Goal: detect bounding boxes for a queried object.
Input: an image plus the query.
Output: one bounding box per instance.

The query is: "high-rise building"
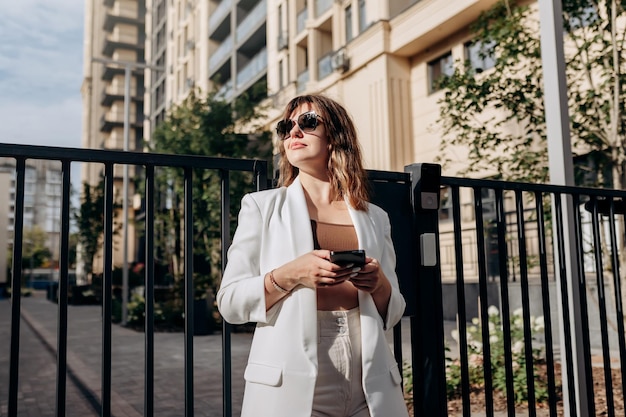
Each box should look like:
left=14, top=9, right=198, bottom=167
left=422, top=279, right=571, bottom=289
left=81, top=0, right=147, bottom=270
left=144, top=0, right=268, bottom=140
left=0, top=158, right=63, bottom=263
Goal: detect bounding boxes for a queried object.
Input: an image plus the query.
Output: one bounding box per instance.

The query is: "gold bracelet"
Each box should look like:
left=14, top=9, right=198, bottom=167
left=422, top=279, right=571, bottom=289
left=269, top=269, right=291, bottom=294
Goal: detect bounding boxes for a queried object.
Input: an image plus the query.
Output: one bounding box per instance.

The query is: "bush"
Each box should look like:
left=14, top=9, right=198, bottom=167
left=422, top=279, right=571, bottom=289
left=447, top=305, right=548, bottom=404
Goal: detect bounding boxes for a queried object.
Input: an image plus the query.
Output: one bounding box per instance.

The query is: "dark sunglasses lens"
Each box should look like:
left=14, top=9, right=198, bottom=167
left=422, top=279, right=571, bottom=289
left=276, top=120, right=294, bottom=137
left=299, top=113, right=318, bottom=131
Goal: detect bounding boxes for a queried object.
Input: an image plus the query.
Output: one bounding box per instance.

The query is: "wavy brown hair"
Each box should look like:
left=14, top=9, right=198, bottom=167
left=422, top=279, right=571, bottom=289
left=276, top=94, right=369, bottom=211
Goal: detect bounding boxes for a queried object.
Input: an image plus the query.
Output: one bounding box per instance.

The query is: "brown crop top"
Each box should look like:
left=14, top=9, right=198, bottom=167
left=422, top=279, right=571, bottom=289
left=311, top=219, right=358, bottom=251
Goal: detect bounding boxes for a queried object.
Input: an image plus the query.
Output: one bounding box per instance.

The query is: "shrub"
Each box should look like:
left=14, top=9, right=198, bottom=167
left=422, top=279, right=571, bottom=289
left=447, top=306, right=548, bottom=404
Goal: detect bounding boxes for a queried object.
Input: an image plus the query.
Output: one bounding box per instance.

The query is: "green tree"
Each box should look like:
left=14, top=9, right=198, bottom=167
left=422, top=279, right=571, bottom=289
left=74, top=178, right=106, bottom=280
left=436, top=0, right=625, bottom=188
left=22, top=226, right=52, bottom=269
left=148, top=88, right=272, bottom=297
left=436, top=0, right=626, bottom=317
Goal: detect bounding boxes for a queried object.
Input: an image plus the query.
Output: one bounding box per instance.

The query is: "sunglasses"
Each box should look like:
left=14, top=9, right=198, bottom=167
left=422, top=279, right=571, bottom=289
left=275, top=111, right=324, bottom=140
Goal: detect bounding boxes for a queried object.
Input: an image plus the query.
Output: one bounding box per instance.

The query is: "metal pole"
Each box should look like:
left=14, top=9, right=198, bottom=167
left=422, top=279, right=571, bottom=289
left=122, top=65, right=130, bottom=326
left=537, top=0, right=589, bottom=415
left=91, top=57, right=164, bottom=326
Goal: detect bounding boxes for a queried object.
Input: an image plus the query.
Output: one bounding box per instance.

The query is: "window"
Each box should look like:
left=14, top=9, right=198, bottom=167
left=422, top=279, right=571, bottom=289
left=465, top=40, right=496, bottom=73
left=428, top=52, right=454, bottom=93
left=345, top=5, right=353, bottom=42
left=358, top=0, right=367, bottom=33
left=569, top=5, right=598, bottom=29
left=279, top=58, right=286, bottom=88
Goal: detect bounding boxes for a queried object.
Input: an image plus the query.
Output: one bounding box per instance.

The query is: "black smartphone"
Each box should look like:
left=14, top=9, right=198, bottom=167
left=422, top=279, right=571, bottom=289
left=329, top=250, right=366, bottom=267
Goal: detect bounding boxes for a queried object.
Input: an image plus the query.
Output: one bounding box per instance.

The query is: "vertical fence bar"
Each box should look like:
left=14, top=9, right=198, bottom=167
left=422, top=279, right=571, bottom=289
left=55, top=160, right=72, bottom=417
left=552, top=194, right=578, bottom=417
left=571, top=194, right=595, bottom=416
left=450, top=185, right=471, bottom=416
left=495, top=188, right=515, bottom=416
left=144, top=165, right=155, bottom=417
left=184, top=167, right=194, bottom=417
left=473, top=187, right=494, bottom=417
left=220, top=169, right=232, bottom=417
left=8, top=158, right=26, bottom=417
left=589, top=197, right=615, bottom=417
left=514, top=190, right=537, bottom=415
left=534, top=192, right=558, bottom=417
left=607, top=199, right=626, bottom=404
left=102, top=163, right=115, bottom=417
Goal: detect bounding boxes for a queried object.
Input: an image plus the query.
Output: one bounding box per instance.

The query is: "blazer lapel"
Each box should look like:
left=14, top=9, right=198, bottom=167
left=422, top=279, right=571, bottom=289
left=285, top=176, right=315, bottom=257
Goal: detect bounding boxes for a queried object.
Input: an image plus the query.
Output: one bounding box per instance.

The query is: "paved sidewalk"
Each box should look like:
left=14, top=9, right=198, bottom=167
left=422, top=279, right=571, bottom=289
left=1, top=291, right=252, bottom=417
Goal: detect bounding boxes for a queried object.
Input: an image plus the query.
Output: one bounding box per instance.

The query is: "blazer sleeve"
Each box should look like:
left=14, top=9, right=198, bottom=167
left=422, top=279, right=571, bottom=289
left=216, top=193, right=269, bottom=325
left=376, top=206, right=406, bottom=330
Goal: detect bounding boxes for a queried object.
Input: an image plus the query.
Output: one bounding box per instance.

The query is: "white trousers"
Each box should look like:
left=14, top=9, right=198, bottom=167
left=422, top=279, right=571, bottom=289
left=312, top=308, right=370, bottom=417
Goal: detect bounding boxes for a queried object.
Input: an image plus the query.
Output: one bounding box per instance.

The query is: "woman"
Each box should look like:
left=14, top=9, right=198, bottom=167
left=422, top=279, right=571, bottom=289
left=217, top=94, right=408, bottom=417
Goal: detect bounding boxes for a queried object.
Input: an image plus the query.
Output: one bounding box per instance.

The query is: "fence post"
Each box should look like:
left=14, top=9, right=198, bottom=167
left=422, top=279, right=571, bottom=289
left=405, top=163, right=448, bottom=416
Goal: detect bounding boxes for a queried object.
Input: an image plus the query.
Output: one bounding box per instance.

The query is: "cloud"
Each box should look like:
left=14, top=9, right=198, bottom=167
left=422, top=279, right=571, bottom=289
left=0, top=96, right=82, bottom=147
left=0, top=0, right=84, bottom=147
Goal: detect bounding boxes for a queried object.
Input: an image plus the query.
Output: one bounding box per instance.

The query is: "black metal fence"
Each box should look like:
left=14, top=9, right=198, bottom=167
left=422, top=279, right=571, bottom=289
left=2, top=143, right=626, bottom=416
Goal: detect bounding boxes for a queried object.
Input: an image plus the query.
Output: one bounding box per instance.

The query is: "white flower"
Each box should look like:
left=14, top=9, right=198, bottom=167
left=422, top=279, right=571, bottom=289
left=472, top=317, right=480, bottom=325
left=488, top=305, right=500, bottom=317
left=451, top=329, right=459, bottom=343
left=534, top=316, right=545, bottom=332
left=489, top=334, right=499, bottom=344
left=513, top=307, right=524, bottom=317
left=512, top=340, right=524, bottom=354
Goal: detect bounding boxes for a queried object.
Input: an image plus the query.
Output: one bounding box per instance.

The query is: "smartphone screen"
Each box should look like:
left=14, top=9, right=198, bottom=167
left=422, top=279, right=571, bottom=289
left=330, top=250, right=366, bottom=267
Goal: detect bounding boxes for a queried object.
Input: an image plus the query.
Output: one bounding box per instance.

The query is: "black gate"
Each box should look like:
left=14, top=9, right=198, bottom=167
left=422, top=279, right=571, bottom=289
left=2, top=144, right=625, bottom=416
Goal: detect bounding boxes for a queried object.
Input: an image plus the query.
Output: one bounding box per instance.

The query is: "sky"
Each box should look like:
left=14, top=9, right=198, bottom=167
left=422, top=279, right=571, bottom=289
left=0, top=0, right=84, bottom=149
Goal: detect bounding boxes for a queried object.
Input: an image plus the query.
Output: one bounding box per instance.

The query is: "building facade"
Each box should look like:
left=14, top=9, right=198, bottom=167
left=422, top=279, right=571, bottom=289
left=0, top=158, right=64, bottom=266
left=81, top=0, right=147, bottom=270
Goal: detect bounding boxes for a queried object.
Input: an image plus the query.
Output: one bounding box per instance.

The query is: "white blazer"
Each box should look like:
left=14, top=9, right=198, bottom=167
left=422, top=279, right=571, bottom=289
left=217, top=177, right=409, bottom=417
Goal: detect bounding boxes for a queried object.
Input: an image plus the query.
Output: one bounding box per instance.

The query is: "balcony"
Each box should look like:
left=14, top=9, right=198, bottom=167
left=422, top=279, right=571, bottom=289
left=317, top=52, right=333, bottom=80
left=236, top=48, right=267, bottom=89
left=315, top=0, right=333, bottom=18
left=100, top=85, right=145, bottom=106
left=208, top=0, right=231, bottom=30
left=297, top=68, right=309, bottom=93
left=103, top=3, right=143, bottom=31
left=297, top=7, right=308, bottom=34
left=208, top=35, right=233, bottom=70
left=102, top=32, right=145, bottom=56
left=235, top=0, right=266, bottom=43
left=215, top=79, right=234, bottom=101
left=99, top=111, right=144, bottom=132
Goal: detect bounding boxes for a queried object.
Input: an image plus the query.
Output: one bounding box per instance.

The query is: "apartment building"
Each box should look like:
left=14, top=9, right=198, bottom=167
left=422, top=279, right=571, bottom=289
left=264, top=0, right=500, bottom=174
left=0, top=158, right=64, bottom=264
left=81, top=0, right=147, bottom=269
left=144, top=0, right=268, bottom=139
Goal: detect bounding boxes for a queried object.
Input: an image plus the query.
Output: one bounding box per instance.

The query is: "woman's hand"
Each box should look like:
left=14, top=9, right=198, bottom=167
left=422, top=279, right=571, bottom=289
left=348, top=257, right=392, bottom=318
left=347, top=257, right=385, bottom=293
left=273, top=250, right=360, bottom=290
